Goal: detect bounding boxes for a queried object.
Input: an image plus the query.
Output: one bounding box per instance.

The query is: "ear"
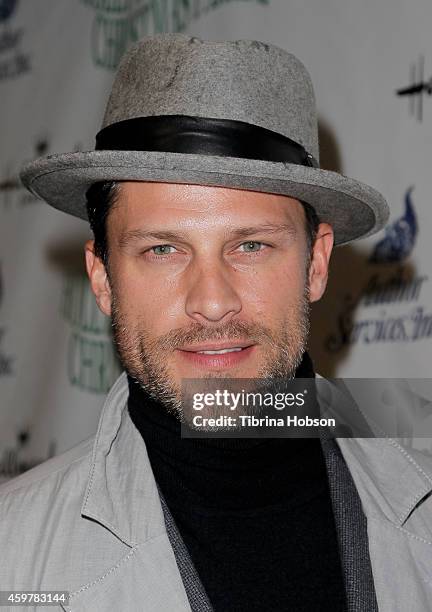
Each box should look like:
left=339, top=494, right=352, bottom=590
left=308, top=223, right=334, bottom=303
left=85, top=240, right=112, bottom=316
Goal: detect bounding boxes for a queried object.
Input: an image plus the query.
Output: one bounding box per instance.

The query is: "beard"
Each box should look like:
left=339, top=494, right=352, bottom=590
left=110, top=283, right=311, bottom=420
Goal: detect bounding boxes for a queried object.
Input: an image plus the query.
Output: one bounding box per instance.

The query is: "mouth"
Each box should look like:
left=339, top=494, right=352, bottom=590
left=176, top=341, right=256, bottom=369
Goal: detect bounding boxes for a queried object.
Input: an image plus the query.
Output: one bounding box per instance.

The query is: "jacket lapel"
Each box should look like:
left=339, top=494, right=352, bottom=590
left=62, top=534, right=192, bottom=612
left=321, top=436, right=378, bottom=612
left=337, top=436, right=432, bottom=611
left=61, top=374, right=192, bottom=612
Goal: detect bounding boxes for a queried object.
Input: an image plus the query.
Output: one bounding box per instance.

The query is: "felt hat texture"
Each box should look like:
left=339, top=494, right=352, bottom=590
left=20, top=33, right=389, bottom=245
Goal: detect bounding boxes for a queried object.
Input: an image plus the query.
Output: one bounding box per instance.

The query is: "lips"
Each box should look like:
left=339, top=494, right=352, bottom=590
left=176, top=342, right=256, bottom=369
left=179, top=341, right=254, bottom=353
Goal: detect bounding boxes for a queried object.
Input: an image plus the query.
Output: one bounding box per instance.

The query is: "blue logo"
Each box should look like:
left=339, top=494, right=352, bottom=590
left=324, top=187, right=429, bottom=351
left=369, top=186, right=418, bottom=264
left=0, top=0, right=18, bottom=22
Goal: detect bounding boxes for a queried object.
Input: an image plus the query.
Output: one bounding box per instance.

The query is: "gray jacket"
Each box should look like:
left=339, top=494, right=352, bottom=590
left=1, top=373, right=432, bottom=611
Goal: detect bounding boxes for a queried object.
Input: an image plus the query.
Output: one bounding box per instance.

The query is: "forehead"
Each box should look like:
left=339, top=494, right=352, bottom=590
left=107, top=181, right=305, bottom=233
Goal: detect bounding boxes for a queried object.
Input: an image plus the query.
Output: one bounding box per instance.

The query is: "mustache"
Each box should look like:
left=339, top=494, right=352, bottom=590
left=145, top=320, right=277, bottom=351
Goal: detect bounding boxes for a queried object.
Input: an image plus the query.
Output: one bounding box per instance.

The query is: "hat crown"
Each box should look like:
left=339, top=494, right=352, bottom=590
left=102, top=33, right=319, bottom=163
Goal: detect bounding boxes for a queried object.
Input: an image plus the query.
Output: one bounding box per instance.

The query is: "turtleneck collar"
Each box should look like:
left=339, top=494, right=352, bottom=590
left=127, top=352, right=327, bottom=511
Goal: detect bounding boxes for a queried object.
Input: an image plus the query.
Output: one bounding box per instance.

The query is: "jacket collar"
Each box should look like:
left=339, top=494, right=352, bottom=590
left=314, top=375, right=432, bottom=527
left=70, top=373, right=194, bottom=611
left=336, top=435, right=432, bottom=526
left=80, top=372, right=166, bottom=547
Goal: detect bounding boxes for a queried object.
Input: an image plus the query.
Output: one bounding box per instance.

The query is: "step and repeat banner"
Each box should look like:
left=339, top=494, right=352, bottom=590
left=1, top=0, right=431, bottom=480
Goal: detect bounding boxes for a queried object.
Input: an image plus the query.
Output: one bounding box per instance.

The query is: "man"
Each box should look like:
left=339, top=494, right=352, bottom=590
left=1, top=33, right=432, bottom=612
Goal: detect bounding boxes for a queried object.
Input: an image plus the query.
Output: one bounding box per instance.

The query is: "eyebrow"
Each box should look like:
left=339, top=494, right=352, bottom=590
left=117, top=223, right=297, bottom=248
left=226, top=223, right=297, bottom=240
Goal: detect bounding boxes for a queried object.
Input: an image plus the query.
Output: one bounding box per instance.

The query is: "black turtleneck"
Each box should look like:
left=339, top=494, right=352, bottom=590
left=127, top=353, right=347, bottom=611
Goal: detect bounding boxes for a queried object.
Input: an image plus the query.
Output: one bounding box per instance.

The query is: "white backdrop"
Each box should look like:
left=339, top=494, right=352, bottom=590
left=1, top=0, right=431, bottom=480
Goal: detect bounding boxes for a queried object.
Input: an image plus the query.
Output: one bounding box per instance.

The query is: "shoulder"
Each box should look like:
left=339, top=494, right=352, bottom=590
left=0, top=375, right=133, bottom=590
left=0, top=436, right=98, bottom=589
left=0, top=435, right=94, bottom=493
left=0, top=435, right=93, bottom=499
left=0, top=436, right=94, bottom=533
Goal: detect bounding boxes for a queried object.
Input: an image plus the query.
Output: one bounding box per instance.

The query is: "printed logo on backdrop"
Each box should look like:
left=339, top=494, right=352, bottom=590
left=82, top=0, right=270, bottom=69
left=0, top=0, right=31, bottom=80
left=61, top=275, right=121, bottom=394
left=0, top=138, right=83, bottom=211
left=0, top=262, right=14, bottom=377
left=397, top=55, right=432, bottom=122
left=0, top=430, right=56, bottom=483
left=326, top=187, right=431, bottom=351
left=369, top=186, right=417, bottom=264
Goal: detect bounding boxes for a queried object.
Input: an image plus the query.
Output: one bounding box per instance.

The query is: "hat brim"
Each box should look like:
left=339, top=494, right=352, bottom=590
left=20, top=150, right=389, bottom=246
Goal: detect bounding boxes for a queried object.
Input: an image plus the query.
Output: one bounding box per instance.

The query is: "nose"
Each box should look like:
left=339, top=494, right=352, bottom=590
left=185, top=260, right=242, bottom=324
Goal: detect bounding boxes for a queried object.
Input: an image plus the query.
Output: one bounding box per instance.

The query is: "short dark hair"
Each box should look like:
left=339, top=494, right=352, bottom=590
left=85, top=181, right=321, bottom=267
left=302, top=199, right=320, bottom=253
left=85, top=181, right=120, bottom=268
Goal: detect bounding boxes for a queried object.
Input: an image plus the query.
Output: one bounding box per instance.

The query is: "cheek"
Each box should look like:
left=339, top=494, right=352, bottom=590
left=238, top=261, right=306, bottom=315
left=113, top=265, right=186, bottom=328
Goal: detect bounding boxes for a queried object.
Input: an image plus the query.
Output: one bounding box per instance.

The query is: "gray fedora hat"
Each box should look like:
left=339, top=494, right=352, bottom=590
left=20, top=33, right=389, bottom=245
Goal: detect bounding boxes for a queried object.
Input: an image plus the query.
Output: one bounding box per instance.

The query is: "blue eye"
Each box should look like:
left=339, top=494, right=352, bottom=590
left=152, top=245, right=175, bottom=255
left=240, top=241, right=264, bottom=252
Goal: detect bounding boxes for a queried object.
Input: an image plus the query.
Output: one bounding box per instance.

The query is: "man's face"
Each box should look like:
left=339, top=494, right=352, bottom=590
left=86, top=182, right=333, bottom=414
